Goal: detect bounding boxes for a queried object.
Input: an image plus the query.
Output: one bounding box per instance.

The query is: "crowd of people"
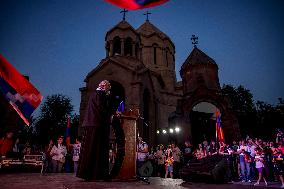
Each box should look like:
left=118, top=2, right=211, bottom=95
left=0, top=132, right=81, bottom=174
left=2, top=127, right=284, bottom=188
left=136, top=129, right=284, bottom=188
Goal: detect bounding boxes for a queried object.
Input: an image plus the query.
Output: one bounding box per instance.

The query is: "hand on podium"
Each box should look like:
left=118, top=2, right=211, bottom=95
left=115, top=111, right=122, bottom=118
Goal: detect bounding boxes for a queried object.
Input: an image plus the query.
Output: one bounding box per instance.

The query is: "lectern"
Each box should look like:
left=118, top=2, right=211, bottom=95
left=113, top=110, right=139, bottom=180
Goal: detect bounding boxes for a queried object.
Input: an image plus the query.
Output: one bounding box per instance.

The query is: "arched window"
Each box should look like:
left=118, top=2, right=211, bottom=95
left=135, top=43, right=139, bottom=58
left=113, top=36, right=121, bottom=55
left=165, top=48, right=169, bottom=67
left=153, top=43, right=158, bottom=64
left=124, top=37, right=132, bottom=56
left=105, top=42, right=110, bottom=57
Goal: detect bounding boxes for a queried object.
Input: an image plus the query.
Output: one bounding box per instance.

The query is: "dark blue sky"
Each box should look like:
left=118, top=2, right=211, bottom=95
left=1, top=0, right=284, bottom=115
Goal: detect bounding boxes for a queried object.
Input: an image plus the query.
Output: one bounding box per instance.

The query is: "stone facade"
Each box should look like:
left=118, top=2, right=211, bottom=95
left=79, top=20, right=240, bottom=147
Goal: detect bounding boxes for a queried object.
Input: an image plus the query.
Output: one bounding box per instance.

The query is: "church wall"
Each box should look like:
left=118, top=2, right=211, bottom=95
left=140, top=35, right=164, bottom=66
left=160, top=70, right=177, bottom=91
left=205, top=66, right=220, bottom=90
left=182, top=64, right=220, bottom=93
left=80, top=62, right=142, bottom=126
left=156, top=101, right=177, bottom=145
left=155, top=91, right=181, bottom=144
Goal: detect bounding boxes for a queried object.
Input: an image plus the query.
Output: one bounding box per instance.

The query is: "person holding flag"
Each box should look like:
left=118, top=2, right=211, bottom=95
left=64, top=116, right=73, bottom=173
left=215, top=110, right=224, bottom=144
left=65, top=116, right=71, bottom=150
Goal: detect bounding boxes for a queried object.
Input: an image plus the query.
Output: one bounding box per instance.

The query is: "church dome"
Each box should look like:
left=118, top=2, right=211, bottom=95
left=181, top=47, right=217, bottom=69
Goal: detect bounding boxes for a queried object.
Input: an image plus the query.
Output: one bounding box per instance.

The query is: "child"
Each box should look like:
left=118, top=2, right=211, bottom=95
left=254, top=147, right=267, bottom=186
left=165, top=150, right=174, bottom=178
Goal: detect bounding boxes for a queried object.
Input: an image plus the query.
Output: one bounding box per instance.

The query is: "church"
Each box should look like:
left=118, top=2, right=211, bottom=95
left=79, top=16, right=241, bottom=147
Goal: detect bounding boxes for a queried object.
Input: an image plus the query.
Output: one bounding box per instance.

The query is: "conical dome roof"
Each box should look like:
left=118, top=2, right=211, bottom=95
left=181, top=47, right=217, bottom=70
left=137, top=20, right=167, bottom=38
left=105, top=20, right=137, bottom=39
left=136, top=20, right=174, bottom=46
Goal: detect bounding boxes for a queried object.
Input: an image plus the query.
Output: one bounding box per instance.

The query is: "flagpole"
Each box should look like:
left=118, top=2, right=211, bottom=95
left=215, top=110, right=219, bottom=154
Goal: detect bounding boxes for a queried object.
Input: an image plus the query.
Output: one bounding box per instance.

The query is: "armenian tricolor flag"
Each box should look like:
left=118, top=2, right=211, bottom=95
left=65, top=116, right=71, bottom=148
left=215, top=110, right=224, bottom=143
left=105, top=0, right=169, bottom=10
left=0, top=54, right=43, bottom=126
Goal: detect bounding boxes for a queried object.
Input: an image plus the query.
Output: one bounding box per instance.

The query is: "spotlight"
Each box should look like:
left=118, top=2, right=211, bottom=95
left=156, top=130, right=160, bottom=134
left=169, top=128, right=174, bottom=133
left=175, top=127, right=180, bottom=133
left=162, top=129, right=167, bottom=134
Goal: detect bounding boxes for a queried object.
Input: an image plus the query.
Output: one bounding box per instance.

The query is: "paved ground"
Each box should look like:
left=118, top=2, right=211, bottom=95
left=0, top=173, right=283, bottom=189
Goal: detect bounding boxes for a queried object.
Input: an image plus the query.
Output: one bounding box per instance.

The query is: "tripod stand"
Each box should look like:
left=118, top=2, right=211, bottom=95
left=136, top=148, right=150, bottom=184
left=136, top=175, right=150, bottom=184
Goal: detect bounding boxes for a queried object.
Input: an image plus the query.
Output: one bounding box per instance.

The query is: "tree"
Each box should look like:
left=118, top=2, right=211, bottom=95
left=256, top=98, right=284, bottom=139
left=221, top=84, right=284, bottom=140
left=34, top=94, right=74, bottom=145
left=221, top=84, right=255, bottom=114
left=221, top=84, right=256, bottom=137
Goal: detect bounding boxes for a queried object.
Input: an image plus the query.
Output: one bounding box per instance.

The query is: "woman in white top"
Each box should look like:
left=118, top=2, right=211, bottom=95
left=254, top=147, right=267, bottom=186
left=50, top=136, right=67, bottom=173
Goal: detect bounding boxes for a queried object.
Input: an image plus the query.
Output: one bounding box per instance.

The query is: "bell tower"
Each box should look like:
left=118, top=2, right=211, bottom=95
left=136, top=17, right=176, bottom=91
left=105, top=11, right=140, bottom=59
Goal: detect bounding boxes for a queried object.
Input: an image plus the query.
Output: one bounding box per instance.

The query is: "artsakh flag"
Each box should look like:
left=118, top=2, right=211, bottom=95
left=215, top=110, right=224, bottom=143
left=105, top=0, right=169, bottom=10
left=65, top=116, right=71, bottom=148
left=0, top=54, right=43, bottom=126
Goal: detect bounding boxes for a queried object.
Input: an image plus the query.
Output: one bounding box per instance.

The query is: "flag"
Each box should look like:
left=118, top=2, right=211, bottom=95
left=105, top=0, right=169, bottom=10
left=0, top=54, right=43, bottom=126
left=65, top=116, right=71, bottom=148
left=215, top=110, right=224, bottom=143
left=117, top=101, right=125, bottom=113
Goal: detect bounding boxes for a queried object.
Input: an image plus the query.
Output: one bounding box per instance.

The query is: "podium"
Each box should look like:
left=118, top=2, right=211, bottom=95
left=112, top=110, right=139, bottom=180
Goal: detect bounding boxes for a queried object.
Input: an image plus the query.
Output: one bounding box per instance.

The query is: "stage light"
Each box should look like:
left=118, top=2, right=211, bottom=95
left=175, top=127, right=180, bottom=133
left=156, top=130, right=160, bottom=134
left=169, top=128, right=174, bottom=133
left=162, top=129, right=167, bottom=134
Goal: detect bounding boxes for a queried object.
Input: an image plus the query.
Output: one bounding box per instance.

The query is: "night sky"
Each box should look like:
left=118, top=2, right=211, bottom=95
left=1, top=0, right=284, bottom=115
